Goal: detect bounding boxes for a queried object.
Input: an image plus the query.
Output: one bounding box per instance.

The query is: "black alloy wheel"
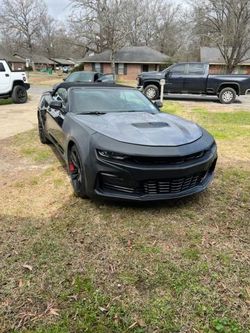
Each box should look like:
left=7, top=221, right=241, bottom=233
left=68, top=145, right=88, bottom=198
left=38, top=116, right=50, bottom=144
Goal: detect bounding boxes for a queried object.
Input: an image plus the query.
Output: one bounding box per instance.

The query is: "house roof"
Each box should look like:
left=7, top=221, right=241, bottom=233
left=200, top=47, right=250, bottom=65
left=51, top=58, right=75, bottom=65
left=0, top=48, right=25, bottom=63
left=67, top=57, right=84, bottom=65
left=82, top=46, right=170, bottom=64
left=13, top=50, right=55, bottom=65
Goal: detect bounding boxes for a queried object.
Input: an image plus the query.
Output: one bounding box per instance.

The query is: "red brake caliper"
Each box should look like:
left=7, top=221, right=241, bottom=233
left=69, top=162, right=75, bottom=173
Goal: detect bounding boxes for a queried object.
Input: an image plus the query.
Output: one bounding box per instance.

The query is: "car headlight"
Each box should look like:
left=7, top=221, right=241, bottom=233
left=97, top=150, right=129, bottom=161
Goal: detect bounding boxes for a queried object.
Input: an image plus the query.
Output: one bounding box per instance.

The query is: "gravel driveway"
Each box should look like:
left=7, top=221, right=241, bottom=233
left=0, top=86, right=50, bottom=140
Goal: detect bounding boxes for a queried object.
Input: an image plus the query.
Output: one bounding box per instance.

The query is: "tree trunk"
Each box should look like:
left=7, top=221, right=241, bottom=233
left=110, top=50, right=116, bottom=81
left=226, top=63, right=235, bottom=74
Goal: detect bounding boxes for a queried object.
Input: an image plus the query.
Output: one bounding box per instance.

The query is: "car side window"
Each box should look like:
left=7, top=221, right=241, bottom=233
left=54, top=88, right=68, bottom=105
left=170, top=64, right=186, bottom=75
left=0, top=63, right=5, bottom=72
left=188, top=64, right=205, bottom=75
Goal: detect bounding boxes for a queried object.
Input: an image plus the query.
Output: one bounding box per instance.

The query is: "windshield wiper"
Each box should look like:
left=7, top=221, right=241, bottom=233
left=77, top=111, right=106, bottom=115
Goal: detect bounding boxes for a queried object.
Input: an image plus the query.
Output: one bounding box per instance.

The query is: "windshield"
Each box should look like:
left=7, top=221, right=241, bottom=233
left=69, top=88, right=158, bottom=114
left=66, top=72, right=94, bottom=82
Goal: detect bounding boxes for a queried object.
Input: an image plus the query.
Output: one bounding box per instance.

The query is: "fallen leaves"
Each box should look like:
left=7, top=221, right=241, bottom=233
left=15, top=302, right=60, bottom=329
left=22, top=264, right=33, bottom=271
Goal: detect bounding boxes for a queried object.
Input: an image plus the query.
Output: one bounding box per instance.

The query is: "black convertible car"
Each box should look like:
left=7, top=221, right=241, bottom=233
left=37, top=82, right=217, bottom=201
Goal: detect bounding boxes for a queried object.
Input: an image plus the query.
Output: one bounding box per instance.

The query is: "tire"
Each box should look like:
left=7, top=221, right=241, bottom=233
left=11, top=85, right=28, bottom=104
left=38, top=115, right=50, bottom=144
left=68, top=145, right=88, bottom=198
left=144, top=84, right=159, bottom=100
left=218, top=87, right=236, bottom=104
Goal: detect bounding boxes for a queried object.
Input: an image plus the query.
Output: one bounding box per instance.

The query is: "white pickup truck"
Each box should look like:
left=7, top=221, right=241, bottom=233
left=0, top=59, right=30, bottom=103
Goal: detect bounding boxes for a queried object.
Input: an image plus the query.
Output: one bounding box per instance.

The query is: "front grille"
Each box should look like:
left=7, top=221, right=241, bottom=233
left=99, top=171, right=208, bottom=196
left=143, top=172, right=207, bottom=195
left=130, top=151, right=205, bottom=165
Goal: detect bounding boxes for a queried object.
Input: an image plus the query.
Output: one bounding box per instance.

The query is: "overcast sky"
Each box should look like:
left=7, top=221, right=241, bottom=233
left=45, top=0, right=71, bottom=19
left=45, top=0, right=188, bottom=19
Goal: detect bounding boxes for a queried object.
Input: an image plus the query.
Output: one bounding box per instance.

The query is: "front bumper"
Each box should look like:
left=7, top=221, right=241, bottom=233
left=84, top=137, right=217, bottom=202
left=24, top=83, right=30, bottom=90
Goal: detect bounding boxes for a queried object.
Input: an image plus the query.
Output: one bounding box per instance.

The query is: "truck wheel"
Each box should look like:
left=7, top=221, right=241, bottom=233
left=144, top=85, right=159, bottom=100
left=11, top=85, right=28, bottom=104
left=219, top=87, right=236, bottom=104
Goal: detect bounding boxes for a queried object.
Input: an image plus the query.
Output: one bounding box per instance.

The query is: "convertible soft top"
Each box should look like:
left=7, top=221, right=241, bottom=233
left=54, top=81, right=133, bottom=91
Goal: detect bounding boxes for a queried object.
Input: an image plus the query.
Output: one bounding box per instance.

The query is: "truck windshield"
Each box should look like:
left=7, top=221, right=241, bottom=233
left=69, top=88, right=158, bottom=114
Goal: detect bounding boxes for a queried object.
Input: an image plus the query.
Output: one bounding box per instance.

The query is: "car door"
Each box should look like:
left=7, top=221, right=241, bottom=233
left=183, top=63, right=207, bottom=93
left=164, top=63, right=187, bottom=93
left=0, top=62, right=11, bottom=93
left=46, top=87, right=68, bottom=154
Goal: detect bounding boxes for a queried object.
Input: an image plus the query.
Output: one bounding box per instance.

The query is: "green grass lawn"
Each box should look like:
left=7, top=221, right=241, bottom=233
left=0, top=98, right=13, bottom=105
left=0, top=101, right=249, bottom=333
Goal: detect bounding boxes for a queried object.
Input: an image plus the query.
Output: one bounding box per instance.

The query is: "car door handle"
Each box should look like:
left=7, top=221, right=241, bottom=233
left=5, top=74, right=10, bottom=77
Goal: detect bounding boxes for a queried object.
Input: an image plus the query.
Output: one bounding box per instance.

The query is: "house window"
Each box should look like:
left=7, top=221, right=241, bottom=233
left=115, top=63, right=127, bottom=75
left=118, top=63, right=124, bottom=74
left=142, top=64, right=149, bottom=72
left=94, top=63, right=101, bottom=72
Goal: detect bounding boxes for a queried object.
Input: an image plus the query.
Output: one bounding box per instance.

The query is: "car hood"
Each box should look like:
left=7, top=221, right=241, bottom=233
left=73, top=112, right=202, bottom=146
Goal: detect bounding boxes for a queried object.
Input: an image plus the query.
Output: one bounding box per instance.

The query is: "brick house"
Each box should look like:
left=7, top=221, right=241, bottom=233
left=200, top=47, right=250, bottom=74
left=82, top=46, right=170, bottom=80
left=0, top=48, right=26, bottom=70
left=50, top=58, right=75, bottom=69
left=14, top=52, right=55, bottom=70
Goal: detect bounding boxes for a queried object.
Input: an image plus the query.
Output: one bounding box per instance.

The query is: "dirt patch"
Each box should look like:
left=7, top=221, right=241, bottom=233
left=0, top=95, right=39, bottom=140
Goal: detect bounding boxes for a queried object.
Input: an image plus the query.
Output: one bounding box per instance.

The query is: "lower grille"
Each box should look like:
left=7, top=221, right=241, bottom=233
left=100, top=171, right=208, bottom=196
left=143, top=172, right=207, bottom=195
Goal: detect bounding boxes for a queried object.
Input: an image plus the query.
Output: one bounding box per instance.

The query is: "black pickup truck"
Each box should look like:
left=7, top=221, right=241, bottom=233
left=137, top=62, right=250, bottom=104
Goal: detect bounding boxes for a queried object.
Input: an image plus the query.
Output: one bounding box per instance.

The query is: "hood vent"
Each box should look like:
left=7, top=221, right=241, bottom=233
left=132, top=122, right=169, bottom=129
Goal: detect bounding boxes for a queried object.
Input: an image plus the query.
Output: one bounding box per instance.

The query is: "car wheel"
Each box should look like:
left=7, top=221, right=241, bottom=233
left=219, top=87, right=236, bottom=104
left=144, top=85, right=159, bottom=100
left=68, top=145, right=88, bottom=198
left=11, top=85, right=28, bottom=104
left=38, top=116, right=50, bottom=144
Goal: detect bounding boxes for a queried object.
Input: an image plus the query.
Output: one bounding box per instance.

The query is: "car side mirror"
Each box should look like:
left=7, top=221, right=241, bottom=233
left=154, top=100, right=163, bottom=108
left=49, top=100, right=62, bottom=110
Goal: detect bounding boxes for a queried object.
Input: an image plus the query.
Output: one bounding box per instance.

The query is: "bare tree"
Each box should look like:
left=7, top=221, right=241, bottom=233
left=69, top=0, right=187, bottom=72
left=154, top=3, right=186, bottom=57
left=192, top=0, right=250, bottom=73
left=39, top=15, right=57, bottom=58
left=69, top=0, right=130, bottom=75
left=0, top=0, right=47, bottom=65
